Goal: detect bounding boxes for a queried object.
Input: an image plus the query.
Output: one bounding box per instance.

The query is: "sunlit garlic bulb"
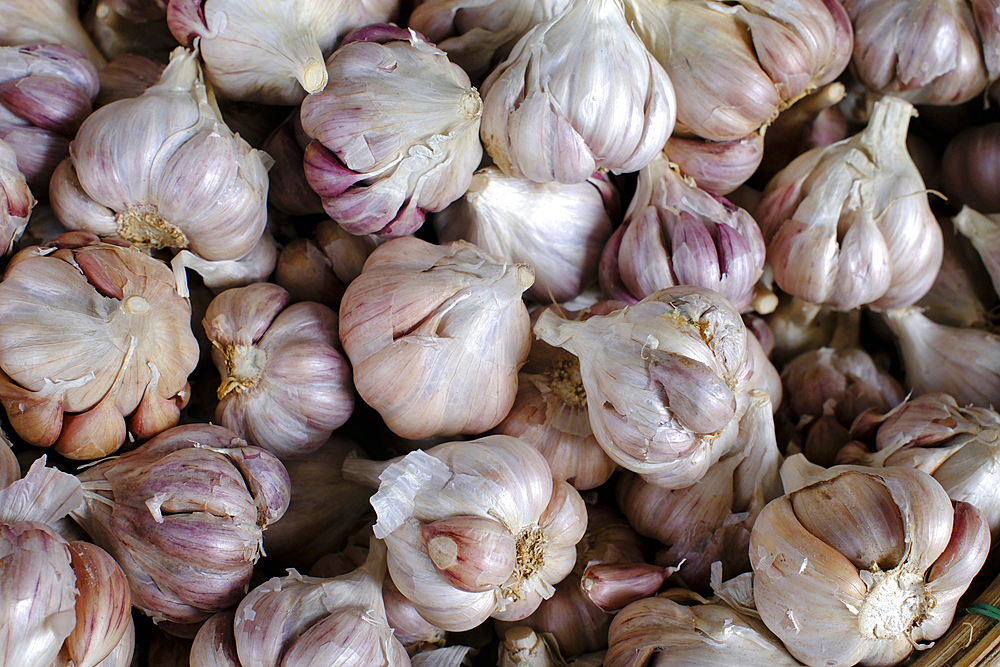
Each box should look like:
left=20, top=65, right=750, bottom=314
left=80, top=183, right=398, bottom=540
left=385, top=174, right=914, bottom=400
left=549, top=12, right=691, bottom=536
left=342, top=435, right=588, bottom=631
left=166, top=0, right=396, bottom=104
left=756, top=96, right=942, bottom=311
left=480, top=0, right=676, bottom=184
left=49, top=46, right=271, bottom=264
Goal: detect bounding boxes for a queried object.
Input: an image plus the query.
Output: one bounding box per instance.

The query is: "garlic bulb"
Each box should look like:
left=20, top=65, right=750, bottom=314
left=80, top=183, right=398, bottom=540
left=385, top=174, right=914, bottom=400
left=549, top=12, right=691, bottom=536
left=203, top=282, right=354, bottom=458
left=0, top=0, right=107, bottom=68
left=339, top=237, right=532, bottom=440
left=533, top=285, right=756, bottom=489
left=600, top=154, right=765, bottom=312
left=843, top=0, right=994, bottom=105
left=170, top=231, right=278, bottom=299
left=234, top=536, right=410, bottom=667
left=0, top=234, right=199, bottom=459
left=70, top=423, right=291, bottom=626
left=941, top=124, right=1000, bottom=214
left=751, top=460, right=990, bottom=667
left=343, top=435, right=588, bottom=631
left=661, top=133, right=764, bottom=196
left=756, top=96, right=942, bottom=311
left=260, top=111, right=324, bottom=217
left=622, top=0, right=852, bottom=142
left=915, top=214, right=995, bottom=329
left=480, top=0, right=675, bottom=184
left=166, top=0, right=396, bottom=104
left=883, top=306, right=1000, bottom=409
left=435, top=168, right=616, bottom=303
left=49, top=46, right=271, bottom=264
left=0, top=44, right=99, bottom=196
left=300, top=25, right=482, bottom=238
left=0, top=137, right=32, bottom=254
left=953, top=205, right=1000, bottom=298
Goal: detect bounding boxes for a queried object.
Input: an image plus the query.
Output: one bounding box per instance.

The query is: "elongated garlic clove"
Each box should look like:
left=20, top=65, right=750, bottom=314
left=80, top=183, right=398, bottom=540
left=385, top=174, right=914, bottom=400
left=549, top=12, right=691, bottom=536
left=757, top=96, right=942, bottom=311
left=64, top=541, right=131, bottom=667
left=301, top=25, right=482, bottom=237
left=50, top=46, right=271, bottom=263
left=480, top=0, right=675, bottom=184
left=340, top=237, right=532, bottom=440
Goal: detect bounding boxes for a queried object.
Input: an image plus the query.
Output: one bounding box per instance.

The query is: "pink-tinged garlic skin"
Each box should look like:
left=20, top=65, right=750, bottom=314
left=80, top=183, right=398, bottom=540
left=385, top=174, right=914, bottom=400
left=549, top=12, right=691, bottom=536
left=190, top=611, right=240, bottom=667
left=480, top=0, right=675, bottom=184
left=69, top=424, right=291, bottom=626
left=662, top=132, right=765, bottom=196
left=755, top=96, right=942, bottom=312
left=0, top=137, right=33, bottom=254
left=340, top=237, right=532, bottom=440
left=65, top=541, right=132, bottom=667
left=0, top=44, right=99, bottom=196
left=50, top=47, right=271, bottom=263
left=301, top=25, right=482, bottom=238
left=844, top=0, right=992, bottom=105
left=0, top=0, right=107, bottom=69
left=0, top=235, right=199, bottom=459
left=623, top=0, right=852, bottom=142
left=260, top=111, right=324, bottom=217
left=600, top=154, right=765, bottom=313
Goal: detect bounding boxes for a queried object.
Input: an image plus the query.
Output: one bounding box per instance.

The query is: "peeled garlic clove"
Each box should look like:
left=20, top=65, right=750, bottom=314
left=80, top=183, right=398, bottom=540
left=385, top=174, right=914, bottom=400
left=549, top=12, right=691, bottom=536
left=339, top=238, right=532, bottom=440
left=301, top=25, right=482, bottom=237
left=0, top=137, right=34, bottom=255
left=480, top=0, right=675, bottom=184
left=422, top=515, right=517, bottom=593
left=65, top=541, right=131, bottom=667
left=190, top=611, right=239, bottom=667
left=50, top=46, right=271, bottom=263
left=435, top=167, right=615, bottom=303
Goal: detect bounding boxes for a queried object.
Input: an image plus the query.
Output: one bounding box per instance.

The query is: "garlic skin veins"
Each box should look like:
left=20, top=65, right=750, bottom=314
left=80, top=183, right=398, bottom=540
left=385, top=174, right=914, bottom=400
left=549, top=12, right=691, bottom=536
left=165, top=0, right=396, bottom=104
left=479, top=0, right=676, bottom=184
left=49, top=46, right=271, bottom=264
left=0, top=137, right=33, bottom=254
left=751, top=460, right=990, bottom=667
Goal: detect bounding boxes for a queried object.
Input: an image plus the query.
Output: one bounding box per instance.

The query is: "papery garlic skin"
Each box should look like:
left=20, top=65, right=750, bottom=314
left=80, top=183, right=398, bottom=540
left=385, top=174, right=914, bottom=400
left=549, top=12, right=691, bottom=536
left=0, top=138, right=33, bottom=254
left=600, top=154, right=765, bottom=312
left=534, top=285, right=755, bottom=489
left=751, top=463, right=990, bottom=667
left=662, top=132, right=765, bottom=196
left=953, top=206, right=1000, bottom=298
left=0, top=0, right=107, bottom=68
left=301, top=25, right=482, bottom=238
left=0, top=235, right=199, bottom=459
left=435, top=168, right=615, bottom=303
left=166, top=0, right=396, bottom=104
left=340, top=237, right=532, bottom=440
left=755, top=96, right=942, bottom=311
left=65, top=541, right=132, bottom=667
left=50, top=47, right=271, bottom=263
left=480, top=0, right=675, bottom=184
left=171, top=231, right=278, bottom=299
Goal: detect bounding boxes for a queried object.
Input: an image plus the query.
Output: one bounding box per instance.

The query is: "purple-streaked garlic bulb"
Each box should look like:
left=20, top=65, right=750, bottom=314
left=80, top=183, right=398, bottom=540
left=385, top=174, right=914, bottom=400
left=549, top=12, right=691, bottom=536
left=49, top=46, right=271, bottom=264
left=843, top=0, right=998, bottom=105
left=203, top=282, right=354, bottom=458
left=756, top=96, right=942, bottom=311
left=753, top=459, right=990, bottom=667
left=662, top=133, right=765, bottom=196
left=166, top=0, right=396, bottom=104
left=435, top=168, right=616, bottom=303
left=599, top=153, right=765, bottom=312
left=941, top=124, right=1000, bottom=214
left=0, top=234, right=199, bottom=459
left=0, top=44, right=99, bottom=196
left=339, top=237, right=532, bottom=440
left=0, top=0, right=107, bottom=68
left=70, top=423, right=291, bottom=627
left=300, top=25, right=482, bottom=238
left=480, top=0, right=675, bottom=184
left=343, top=435, right=588, bottom=631
left=622, top=0, right=852, bottom=143
left=533, top=285, right=756, bottom=489
left=0, top=137, right=33, bottom=254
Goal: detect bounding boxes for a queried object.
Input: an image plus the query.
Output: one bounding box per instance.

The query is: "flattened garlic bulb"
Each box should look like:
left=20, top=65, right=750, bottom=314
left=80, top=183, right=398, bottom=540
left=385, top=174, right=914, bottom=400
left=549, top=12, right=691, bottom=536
left=339, top=237, right=532, bottom=440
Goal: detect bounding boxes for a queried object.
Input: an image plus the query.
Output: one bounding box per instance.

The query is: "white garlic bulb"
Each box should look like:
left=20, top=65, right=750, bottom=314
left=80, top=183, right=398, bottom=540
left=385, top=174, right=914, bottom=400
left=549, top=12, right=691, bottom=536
left=339, top=237, right=533, bottom=440
left=343, top=435, right=588, bottom=632
left=49, top=46, right=272, bottom=264
left=533, top=285, right=756, bottom=489
left=0, top=137, right=33, bottom=254
left=480, top=0, right=676, bottom=184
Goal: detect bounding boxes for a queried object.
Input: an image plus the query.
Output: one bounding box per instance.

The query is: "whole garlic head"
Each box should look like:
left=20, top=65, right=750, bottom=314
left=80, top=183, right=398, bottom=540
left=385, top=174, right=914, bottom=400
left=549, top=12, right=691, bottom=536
left=479, top=0, right=676, bottom=184
left=49, top=46, right=271, bottom=263
left=755, top=95, right=942, bottom=311
left=339, top=237, right=533, bottom=440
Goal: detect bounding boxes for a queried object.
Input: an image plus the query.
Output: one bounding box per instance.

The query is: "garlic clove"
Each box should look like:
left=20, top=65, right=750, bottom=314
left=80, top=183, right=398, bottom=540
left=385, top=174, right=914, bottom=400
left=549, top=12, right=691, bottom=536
left=662, top=133, right=764, bottom=196
left=579, top=563, right=673, bottom=613
left=64, top=541, right=131, bottom=667
left=648, top=350, right=737, bottom=435
left=190, top=610, right=239, bottom=667
left=421, top=515, right=517, bottom=593
left=53, top=392, right=128, bottom=460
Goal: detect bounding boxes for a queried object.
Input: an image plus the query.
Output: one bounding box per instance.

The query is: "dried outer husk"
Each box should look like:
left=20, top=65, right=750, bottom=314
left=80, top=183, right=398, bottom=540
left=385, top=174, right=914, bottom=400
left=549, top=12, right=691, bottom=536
left=755, top=95, right=942, bottom=312
left=233, top=536, right=410, bottom=667
left=0, top=234, right=199, bottom=459
left=941, top=124, right=1000, bottom=214
left=342, top=435, right=588, bottom=632
left=300, top=25, right=482, bottom=238
left=752, top=459, right=991, bottom=667
left=599, top=154, right=765, bottom=313
left=49, top=46, right=271, bottom=263
left=533, top=285, right=756, bottom=489
left=0, top=0, right=107, bottom=68
left=434, top=167, right=615, bottom=304
left=69, top=423, right=291, bottom=626
left=0, top=432, right=16, bottom=490
left=166, top=0, right=397, bottom=104
left=339, top=237, right=532, bottom=440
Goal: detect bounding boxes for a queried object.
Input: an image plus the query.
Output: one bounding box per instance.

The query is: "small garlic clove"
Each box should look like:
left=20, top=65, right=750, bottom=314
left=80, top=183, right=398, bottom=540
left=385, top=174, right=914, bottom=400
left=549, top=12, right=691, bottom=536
left=190, top=610, right=240, bottom=667
left=65, top=541, right=131, bottom=667
left=421, top=515, right=517, bottom=593
left=54, top=392, right=128, bottom=460
left=579, top=563, right=673, bottom=613
left=662, top=133, right=764, bottom=195
left=648, top=350, right=737, bottom=435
